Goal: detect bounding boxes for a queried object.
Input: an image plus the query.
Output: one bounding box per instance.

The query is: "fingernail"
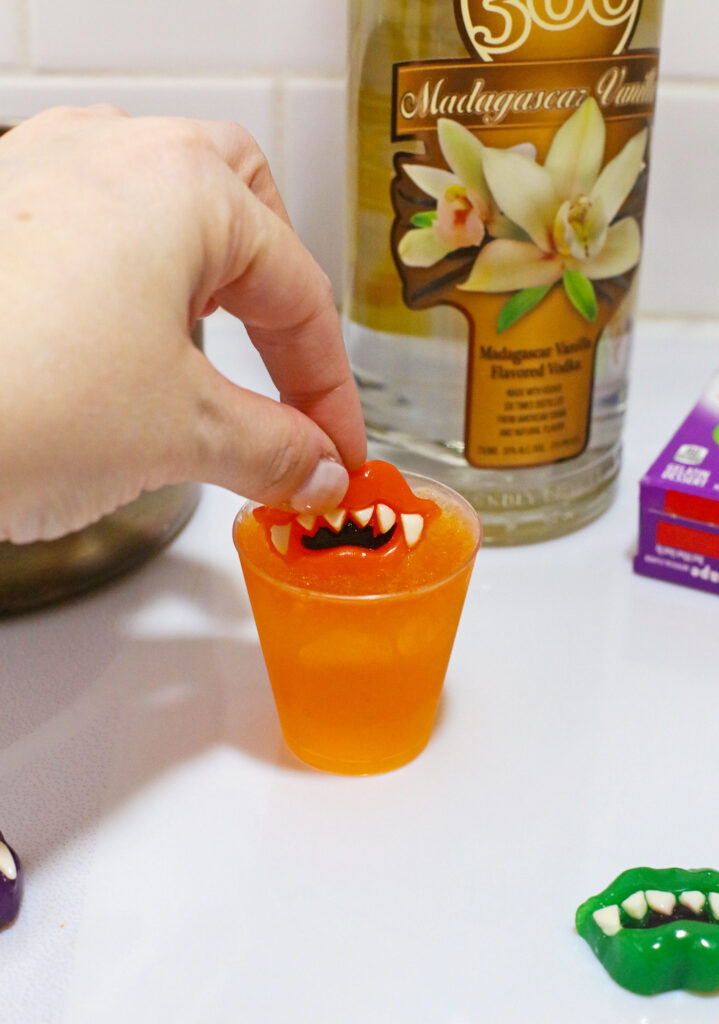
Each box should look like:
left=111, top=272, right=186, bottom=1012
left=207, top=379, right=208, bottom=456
left=290, top=459, right=349, bottom=514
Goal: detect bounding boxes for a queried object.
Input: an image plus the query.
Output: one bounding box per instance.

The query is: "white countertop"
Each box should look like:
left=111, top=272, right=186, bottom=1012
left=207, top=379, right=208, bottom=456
left=2, top=312, right=718, bottom=1024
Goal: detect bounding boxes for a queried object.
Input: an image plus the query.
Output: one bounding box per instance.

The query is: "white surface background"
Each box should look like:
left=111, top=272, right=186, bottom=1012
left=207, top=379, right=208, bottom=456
left=0, top=0, right=715, bottom=316
left=1, top=311, right=718, bottom=1023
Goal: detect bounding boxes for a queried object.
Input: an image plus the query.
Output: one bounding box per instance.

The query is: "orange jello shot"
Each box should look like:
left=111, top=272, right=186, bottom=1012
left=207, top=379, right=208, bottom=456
left=233, top=461, right=480, bottom=774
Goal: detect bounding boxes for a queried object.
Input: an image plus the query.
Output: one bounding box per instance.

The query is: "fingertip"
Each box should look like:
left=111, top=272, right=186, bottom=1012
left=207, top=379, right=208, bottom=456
left=179, top=361, right=351, bottom=514
left=289, top=458, right=349, bottom=514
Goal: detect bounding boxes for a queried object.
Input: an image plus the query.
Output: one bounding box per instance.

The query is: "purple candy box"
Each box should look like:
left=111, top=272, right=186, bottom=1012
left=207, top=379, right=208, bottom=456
left=633, top=371, right=719, bottom=596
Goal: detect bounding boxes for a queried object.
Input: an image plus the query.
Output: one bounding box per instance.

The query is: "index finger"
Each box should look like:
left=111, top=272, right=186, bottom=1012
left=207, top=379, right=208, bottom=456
left=208, top=171, right=367, bottom=471
left=191, top=118, right=291, bottom=225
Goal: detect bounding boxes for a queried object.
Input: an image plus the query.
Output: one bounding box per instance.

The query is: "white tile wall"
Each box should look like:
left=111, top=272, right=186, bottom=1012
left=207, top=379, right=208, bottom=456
left=0, top=0, right=716, bottom=316
left=659, top=0, right=719, bottom=81
left=28, top=0, right=348, bottom=75
left=283, top=79, right=347, bottom=298
left=0, top=1, right=23, bottom=68
left=641, top=83, right=719, bottom=318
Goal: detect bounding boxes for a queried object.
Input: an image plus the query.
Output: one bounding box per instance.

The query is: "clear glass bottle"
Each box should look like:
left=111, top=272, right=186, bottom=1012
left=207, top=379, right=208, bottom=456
left=345, top=0, right=663, bottom=543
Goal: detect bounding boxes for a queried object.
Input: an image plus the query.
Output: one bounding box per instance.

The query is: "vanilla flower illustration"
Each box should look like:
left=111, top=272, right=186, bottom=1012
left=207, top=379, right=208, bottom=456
left=458, top=98, right=647, bottom=328
left=398, top=118, right=526, bottom=268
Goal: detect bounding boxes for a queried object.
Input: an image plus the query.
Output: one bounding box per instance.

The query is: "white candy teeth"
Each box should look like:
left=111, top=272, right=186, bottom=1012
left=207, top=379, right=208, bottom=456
left=709, top=893, right=719, bottom=920
left=270, top=523, right=291, bottom=555
left=296, top=514, right=316, bottom=532
left=0, top=842, right=16, bottom=882
left=401, top=513, right=424, bottom=548
left=376, top=504, right=396, bottom=533
left=646, top=890, right=676, bottom=916
left=323, top=508, right=347, bottom=532
left=350, top=506, right=374, bottom=528
left=621, top=891, right=648, bottom=920
left=680, top=891, right=706, bottom=914
left=593, top=905, right=622, bottom=936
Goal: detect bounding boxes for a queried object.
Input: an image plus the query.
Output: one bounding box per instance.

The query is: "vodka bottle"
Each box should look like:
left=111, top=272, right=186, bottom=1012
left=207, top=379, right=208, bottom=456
left=345, top=0, right=663, bottom=543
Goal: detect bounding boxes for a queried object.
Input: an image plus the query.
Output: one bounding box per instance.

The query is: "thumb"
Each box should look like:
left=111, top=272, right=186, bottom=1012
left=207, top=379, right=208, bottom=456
left=179, top=358, right=351, bottom=513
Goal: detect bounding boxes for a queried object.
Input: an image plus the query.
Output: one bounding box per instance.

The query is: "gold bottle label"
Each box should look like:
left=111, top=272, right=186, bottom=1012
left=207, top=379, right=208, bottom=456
left=455, top=0, right=643, bottom=62
left=390, top=1, right=658, bottom=469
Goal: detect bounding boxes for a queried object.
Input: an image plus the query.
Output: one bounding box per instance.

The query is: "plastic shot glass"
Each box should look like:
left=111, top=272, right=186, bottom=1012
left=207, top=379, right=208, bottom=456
left=233, top=473, right=481, bottom=775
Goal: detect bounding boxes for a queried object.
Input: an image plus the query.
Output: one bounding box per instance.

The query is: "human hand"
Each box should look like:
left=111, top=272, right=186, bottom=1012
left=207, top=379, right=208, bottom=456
left=0, top=105, right=366, bottom=544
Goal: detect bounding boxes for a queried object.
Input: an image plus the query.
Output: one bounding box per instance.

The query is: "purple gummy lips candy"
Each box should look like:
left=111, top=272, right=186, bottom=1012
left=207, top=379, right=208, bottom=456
left=0, top=831, right=22, bottom=927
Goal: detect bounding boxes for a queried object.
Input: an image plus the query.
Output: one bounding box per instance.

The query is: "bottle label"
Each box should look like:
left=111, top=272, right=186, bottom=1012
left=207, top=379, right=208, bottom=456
left=390, top=1, right=658, bottom=469
left=454, top=0, right=643, bottom=62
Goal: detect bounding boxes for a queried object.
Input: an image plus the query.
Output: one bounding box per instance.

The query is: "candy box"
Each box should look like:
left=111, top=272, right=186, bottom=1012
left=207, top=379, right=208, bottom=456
left=633, top=372, right=719, bottom=596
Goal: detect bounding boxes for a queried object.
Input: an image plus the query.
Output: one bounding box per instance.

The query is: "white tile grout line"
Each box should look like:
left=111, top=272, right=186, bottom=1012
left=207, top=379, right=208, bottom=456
left=658, top=76, right=719, bottom=94
left=271, top=74, right=287, bottom=198
left=0, top=66, right=713, bottom=90
left=0, top=71, right=347, bottom=87
left=14, top=65, right=350, bottom=80
left=640, top=312, right=719, bottom=325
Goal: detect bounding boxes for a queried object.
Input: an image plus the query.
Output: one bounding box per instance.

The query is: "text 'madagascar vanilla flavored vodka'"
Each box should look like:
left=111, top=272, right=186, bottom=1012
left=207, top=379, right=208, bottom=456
left=345, top=0, right=663, bottom=543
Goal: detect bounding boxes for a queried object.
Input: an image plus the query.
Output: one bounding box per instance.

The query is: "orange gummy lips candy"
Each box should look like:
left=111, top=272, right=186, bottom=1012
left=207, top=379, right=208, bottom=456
left=253, top=460, right=440, bottom=566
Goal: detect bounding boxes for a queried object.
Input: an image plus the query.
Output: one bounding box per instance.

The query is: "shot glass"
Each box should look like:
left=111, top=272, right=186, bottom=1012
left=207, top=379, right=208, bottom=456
left=233, top=473, right=480, bottom=775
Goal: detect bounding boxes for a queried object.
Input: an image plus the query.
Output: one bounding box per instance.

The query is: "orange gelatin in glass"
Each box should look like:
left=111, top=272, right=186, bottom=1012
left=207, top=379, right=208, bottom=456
left=233, top=466, right=480, bottom=775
